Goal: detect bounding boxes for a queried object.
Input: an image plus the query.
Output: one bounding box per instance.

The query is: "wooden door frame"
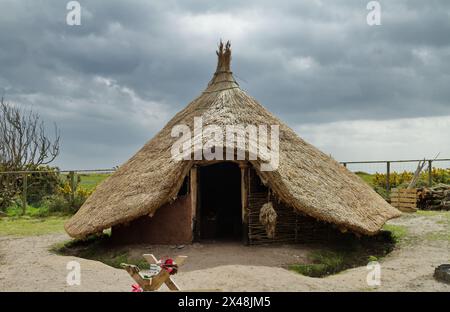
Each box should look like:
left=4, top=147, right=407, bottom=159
left=191, top=161, right=249, bottom=244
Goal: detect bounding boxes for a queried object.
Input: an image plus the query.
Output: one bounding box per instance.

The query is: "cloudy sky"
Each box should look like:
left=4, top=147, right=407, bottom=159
left=1, top=0, right=449, bottom=171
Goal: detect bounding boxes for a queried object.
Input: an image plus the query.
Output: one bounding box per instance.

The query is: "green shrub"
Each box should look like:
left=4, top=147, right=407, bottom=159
left=25, top=165, right=60, bottom=205
left=42, top=193, right=86, bottom=215
left=290, top=250, right=346, bottom=277
left=43, top=195, right=71, bottom=214
left=6, top=202, right=50, bottom=218
left=0, top=165, right=60, bottom=211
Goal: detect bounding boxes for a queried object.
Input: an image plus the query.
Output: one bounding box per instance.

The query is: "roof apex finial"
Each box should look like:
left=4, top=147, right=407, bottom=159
left=215, top=40, right=231, bottom=72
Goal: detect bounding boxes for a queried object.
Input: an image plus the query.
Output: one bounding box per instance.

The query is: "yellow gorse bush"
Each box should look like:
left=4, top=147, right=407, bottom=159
left=58, top=182, right=93, bottom=198
left=373, top=168, right=450, bottom=188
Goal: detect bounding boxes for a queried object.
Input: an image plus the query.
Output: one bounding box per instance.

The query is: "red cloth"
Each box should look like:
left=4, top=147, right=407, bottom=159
left=160, top=258, right=178, bottom=275
left=131, top=284, right=143, bottom=292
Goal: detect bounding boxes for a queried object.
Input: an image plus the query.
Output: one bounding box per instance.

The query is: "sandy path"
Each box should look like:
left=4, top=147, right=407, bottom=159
left=0, top=213, right=449, bottom=292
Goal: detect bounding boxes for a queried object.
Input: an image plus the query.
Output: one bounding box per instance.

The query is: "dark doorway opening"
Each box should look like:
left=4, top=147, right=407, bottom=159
left=198, top=162, right=242, bottom=241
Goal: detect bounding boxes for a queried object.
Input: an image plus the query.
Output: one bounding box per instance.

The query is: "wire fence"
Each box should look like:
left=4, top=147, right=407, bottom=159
left=341, top=158, right=450, bottom=192
left=0, top=169, right=115, bottom=215
left=0, top=158, right=449, bottom=214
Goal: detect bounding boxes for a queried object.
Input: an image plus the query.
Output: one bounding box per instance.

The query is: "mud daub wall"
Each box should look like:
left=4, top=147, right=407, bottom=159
left=112, top=194, right=192, bottom=244
left=247, top=168, right=343, bottom=245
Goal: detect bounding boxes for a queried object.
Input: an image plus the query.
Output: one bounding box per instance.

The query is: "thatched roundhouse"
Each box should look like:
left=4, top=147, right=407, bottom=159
left=65, top=42, right=400, bottom=244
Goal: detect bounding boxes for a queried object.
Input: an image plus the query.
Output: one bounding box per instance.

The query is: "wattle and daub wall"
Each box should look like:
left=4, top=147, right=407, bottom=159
left=112, top=166, right=343, bottom=245
left=112, top=194, right=193, bottom=244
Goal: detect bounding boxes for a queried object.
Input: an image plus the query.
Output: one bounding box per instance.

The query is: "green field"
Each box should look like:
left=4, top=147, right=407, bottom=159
left=0, top=216, right=68, bottom=236
left=77, top=173, right=110, bottom=191
left=354, top=171, right=375, bottom=186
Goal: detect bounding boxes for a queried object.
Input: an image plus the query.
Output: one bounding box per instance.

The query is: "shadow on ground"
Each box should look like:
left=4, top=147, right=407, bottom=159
left=52, top=230, right=396, bottom=277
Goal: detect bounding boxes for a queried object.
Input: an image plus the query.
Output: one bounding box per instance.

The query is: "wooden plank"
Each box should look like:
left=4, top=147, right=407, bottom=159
left=391, top=197, right=417, bottom=203
left=148, top=270, right=171, bottom=291
left=391, top=203, right=416, bottom=208
left=164, top=277, right=180, bottom=291
left=392, top=201, right=417, bottom=207
left=390, top=198, right=417, bottom=204
left=398, top=207, right=417, bottom=213
left=121, top=264, right=152, bottom=290
left=391, top=188, right=417, bottom=194
left=240, top=163, right=249, bottom=245
left=391, top=194, right=416, bottom=198
left=396, top=204, right=416, bottom=208
left=390, top=193, right=416, bottom=197
left=390, top=197, right=417, bottom=201
left=143, top=254, right=158, bottom=264
left=141, top=254, right=187, bottom=291
left=392, top=197, right=417, bottom=200
left=190, top=166, right=197, bottom=233
left=397, top=204, right=417, bottom=209
left=391, top=192, right=417, bottom=197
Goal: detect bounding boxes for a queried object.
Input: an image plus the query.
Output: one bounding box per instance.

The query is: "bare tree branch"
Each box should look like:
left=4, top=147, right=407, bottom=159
left=0, top=97, right=60, bottom=170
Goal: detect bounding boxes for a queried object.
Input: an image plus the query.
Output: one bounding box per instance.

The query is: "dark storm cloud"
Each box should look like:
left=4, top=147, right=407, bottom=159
left=0, top=0, right=449, bottom=167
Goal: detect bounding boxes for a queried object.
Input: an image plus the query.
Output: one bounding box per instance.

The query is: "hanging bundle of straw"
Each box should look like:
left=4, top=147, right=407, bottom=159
left=259, top=202, right=277, bottom=238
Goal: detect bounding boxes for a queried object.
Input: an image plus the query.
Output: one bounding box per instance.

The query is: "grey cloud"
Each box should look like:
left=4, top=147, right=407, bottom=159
left=0, top=0, right=449, bottom=168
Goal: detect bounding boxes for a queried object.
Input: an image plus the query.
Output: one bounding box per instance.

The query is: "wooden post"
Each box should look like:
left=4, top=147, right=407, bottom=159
left=428, top=160, right=433, bottom=187
left=69, top=171, right=76, bottom=207
left=386, top=161, right=390, bottom=193
left=190, top=166, right=198, bottom=241
left=294, top=213, right=298, bottom=243
left=239, top=163, right=249, bottom=245
left=343, top=162, right=347, bottom=168
left=22, top=173, right=27, bottom=215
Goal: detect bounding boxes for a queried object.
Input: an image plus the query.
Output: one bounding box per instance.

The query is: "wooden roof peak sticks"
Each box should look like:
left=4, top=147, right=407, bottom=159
left=215, top=40, right=232, bottom=73
left=206, top=40, right=239, bottom=93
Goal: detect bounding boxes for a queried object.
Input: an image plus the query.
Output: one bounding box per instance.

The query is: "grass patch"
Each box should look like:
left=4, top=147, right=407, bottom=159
left=290, top=250, right=345, bottom=277
left=6, top=203, right=51, bottom=218
left=0, top=216, right=68, bottom=236
left=425, top=232, right=450, bottom=242
left=77, top=173, right=110, bottom=191
left=416, top=210, right=441, bottom=217
left=51, top=234, right=148, bottom=269
left=289, top=231, right=396, bottom=277
left=382, top=224, right=407, bottom=243
left=4, top=202, right=69, bottom=218
left=355, top=171, right=375, bottom=186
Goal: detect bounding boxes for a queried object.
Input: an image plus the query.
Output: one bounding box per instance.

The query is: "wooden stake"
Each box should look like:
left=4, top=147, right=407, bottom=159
left=240, top=163, right=249, bottom=245
left=190, top=166, right=198, bottom=238
left=428, top=160, right=433, bottom=187
left=386, top=161, right=390, bottom=193
left=22, top=173, right=27, bottom=215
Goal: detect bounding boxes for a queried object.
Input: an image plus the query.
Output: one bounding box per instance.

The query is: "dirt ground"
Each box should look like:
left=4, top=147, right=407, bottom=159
left=0, top=212, right=449, bottom=292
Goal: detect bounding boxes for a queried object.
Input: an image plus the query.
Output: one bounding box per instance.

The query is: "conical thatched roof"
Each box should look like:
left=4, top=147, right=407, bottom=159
left=65, top=41, right=400, bottom=238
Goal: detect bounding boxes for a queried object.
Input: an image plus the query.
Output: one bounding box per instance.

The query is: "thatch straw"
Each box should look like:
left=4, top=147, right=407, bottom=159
left=259, top=202, right=277, bottom=239
left=65, top=41, right=401, bottom=238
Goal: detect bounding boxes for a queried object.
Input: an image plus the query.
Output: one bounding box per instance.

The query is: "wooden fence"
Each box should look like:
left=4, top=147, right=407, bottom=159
left=341, top=158, right=450, bottom=193
left=0, top=169, right=115, bottom=214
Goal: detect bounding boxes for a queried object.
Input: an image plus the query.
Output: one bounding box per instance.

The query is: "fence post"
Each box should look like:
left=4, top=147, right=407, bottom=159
left=69, top=171, right=75, bottom=206
left=22, top=173, right=27, bottom=215
left=428, top=160, right=433, bottom=187
left=386, top=161, right=390, bottom=193
left=343, top=162, right=347, bottom=168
